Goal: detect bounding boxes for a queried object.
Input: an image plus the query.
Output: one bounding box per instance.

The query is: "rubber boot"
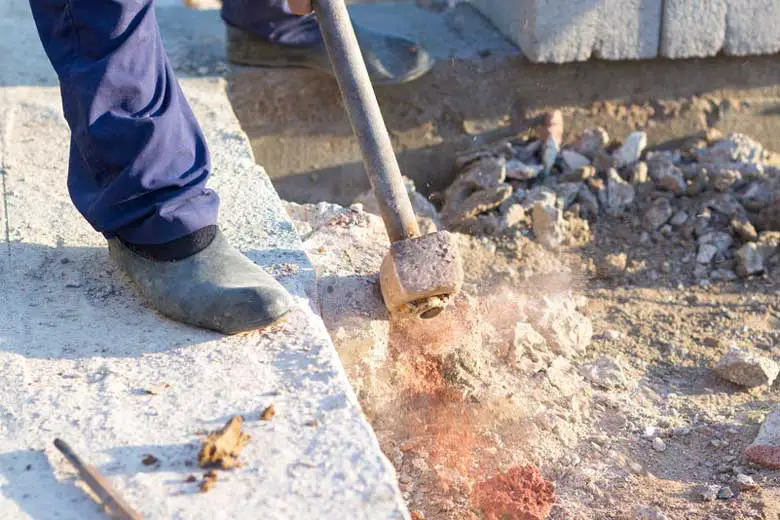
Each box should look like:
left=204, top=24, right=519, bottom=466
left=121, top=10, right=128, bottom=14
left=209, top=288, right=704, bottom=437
left=108, top=230, right=292, bottom=334
left=226, top=21, right=433, bottom=85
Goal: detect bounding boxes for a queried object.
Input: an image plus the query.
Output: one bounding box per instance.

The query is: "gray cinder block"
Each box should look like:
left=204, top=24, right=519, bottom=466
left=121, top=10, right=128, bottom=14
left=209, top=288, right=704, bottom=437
left=470, top=0, right=662, bottom=63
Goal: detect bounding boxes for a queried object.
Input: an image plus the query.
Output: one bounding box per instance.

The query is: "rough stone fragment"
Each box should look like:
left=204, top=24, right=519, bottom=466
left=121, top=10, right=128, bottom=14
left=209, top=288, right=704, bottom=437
left=660, top=0, right=727, bottom=58
left=744, top=408, right=780, bottom=469
left=670, top=210, right=688, bottom=227
left=613, top=131, right=647, bottom=168
left=581, top=356, right=627, bottom=389
left=532, top=201, right=567, bottom=248
left=711, top=168, right=743, bottom=192
left=546, top=356, right=578, bottom=397
left=542, top=137, right=558, bottom=175
left=198, top=416, right=251, bottom=470
left=698, top=231, right=733, bottom=254
left=717, top=486, right=734, bottom=500
left=444, top=184, right=513, bottom=225
left=714, top=347, right=779, bottom=387
left=695, top=133, right=765, bottom=164
left=598, top=252, right=627, bottom=279
left=505, top=159, right=544, bottom=181
left=695, top=484, right=721, bottom=502
left=644, top=198, right=674, bottom=230
left=697, top=244, right=718, bottom=264
left=574, top=127, right=609, bottom=159
left=736, top=243, right=765, bottom=276
left=576, top=185, right=600, bottom=218
left=734, top=473, right=759, bottom=492
left=731, top=216, right=758, bottom=241
left=601, top=168, right=635, bottom=215
left=630, top=161, right=649, bottom=184
left=529, top=296, right=593, bottom=356
left=554, top=182, right=582, bottom=209
left=648, top=155, right=686, bottom=194
left=652, top=437, right=667, bottom=452
left=562, top=149, right=591, bottom=171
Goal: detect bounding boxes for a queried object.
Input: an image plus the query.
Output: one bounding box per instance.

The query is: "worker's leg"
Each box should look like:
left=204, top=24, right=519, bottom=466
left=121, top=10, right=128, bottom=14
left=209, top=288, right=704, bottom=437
left=221, top=0, right=434, bottom=85
left=29, top=0, right=291, bottom=333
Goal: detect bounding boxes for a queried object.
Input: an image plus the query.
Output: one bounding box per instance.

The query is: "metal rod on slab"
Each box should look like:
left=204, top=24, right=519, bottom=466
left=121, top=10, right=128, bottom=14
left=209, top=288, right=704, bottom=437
left=53, top=439, right=142, bottom=520
left=314, top=0, right=421, bottom=242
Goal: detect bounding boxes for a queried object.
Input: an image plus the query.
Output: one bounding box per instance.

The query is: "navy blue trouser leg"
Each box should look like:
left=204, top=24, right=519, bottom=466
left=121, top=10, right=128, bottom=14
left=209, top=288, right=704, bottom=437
left=29, top=0, right=220, bottom=245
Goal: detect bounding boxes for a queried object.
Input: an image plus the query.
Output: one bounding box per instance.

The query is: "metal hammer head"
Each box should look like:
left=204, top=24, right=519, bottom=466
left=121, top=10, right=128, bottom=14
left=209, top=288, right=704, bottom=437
left=379, top=231, right=464, bottom=319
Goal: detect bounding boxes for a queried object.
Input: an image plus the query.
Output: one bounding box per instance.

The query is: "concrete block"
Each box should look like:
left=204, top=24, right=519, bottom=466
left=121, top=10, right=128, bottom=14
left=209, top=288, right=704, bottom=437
left=660, top=0, right=727, bottom=58
left=725, top=0, right=780, bottom=56
left=470, top=0, right=662, bottom=63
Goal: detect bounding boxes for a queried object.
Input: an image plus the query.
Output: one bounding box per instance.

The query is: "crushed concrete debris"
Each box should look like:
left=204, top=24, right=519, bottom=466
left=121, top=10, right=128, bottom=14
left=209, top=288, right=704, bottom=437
left=734, top=473, right=759, bottom=492
left=744, top=408, right=780, bottom=469
left=198, top=416, right=251, bottom=470
left=713, top=347, right=779, bottom=387
left=470, top=466, right=555, bottom=520
left=436, top=125, right=780, bottom=281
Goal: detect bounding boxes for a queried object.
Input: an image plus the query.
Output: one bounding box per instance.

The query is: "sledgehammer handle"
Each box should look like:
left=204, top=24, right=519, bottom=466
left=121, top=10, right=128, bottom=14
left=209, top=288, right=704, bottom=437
left=314, top=0, right=421, bottom=242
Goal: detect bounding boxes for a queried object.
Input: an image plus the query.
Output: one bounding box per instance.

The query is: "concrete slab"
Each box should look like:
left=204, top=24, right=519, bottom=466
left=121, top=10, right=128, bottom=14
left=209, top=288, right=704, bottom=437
left=660, top=0, right=727, bottom=59
left=725, top=0, right=780, bottom=57
left=470, top=0, right=662, bottom=63
left=0, top=1, right=407, bottom=518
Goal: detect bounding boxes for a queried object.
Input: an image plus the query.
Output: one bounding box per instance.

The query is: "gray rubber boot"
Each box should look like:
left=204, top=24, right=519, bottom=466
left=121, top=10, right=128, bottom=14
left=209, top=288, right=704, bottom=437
left=108, top=230, right=292, bottom=334
left=226, top=23, right=433, bottom=85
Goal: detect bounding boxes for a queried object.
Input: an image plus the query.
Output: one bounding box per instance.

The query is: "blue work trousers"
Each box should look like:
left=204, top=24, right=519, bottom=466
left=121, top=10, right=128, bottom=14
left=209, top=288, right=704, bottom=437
left=29, top=0, right=292, bottom=245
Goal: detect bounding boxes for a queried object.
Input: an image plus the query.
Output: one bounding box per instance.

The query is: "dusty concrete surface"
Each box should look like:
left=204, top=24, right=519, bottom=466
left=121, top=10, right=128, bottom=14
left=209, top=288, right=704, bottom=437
left=230, top=38, right=780, bottom=206
left=0, top=1, right=408, bottom=518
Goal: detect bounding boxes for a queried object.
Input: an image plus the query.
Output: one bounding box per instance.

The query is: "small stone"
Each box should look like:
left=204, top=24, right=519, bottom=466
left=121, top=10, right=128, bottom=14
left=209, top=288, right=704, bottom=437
left=554, top=182, right=582, bottom=209
left=698, top=231, right=733, bottom=255
left=261, top=404, right=276, bottom=421
left=581, top=356, right=627, bottom=389
left=613, top=131, right=647, bottom=168
left=744, top=407, right=780, bottom=469
left=695, top=133, right=764, bottom=164
left=142, top=454, right=159, bottom=466
left=697, top=244, right=718, bottom=264
left=712, top=168, right=743, bottom=192
left=505, top=159, right=544, bottom=180
left=634, top=506, right=669, bottom=520
left=695, top=484, right=721, bottom=502
left=652, top=437, right=667, bottom=452
left=576, top=185, right=600, bottom=218
left=644, top=198, right=674, bottom=230
left=711, top=268, right=738, bottom=281
left=574, top=127, right=609, bottom=159
left=731, top=216, right=758, bottom=242
left=734, top=473, right=759, bottom=492
left=669, top=210, right=688, bottom=227
left=532, top=201, right=567, bottom=248
left=735, top=243, right=765, bottom=276
left=714, top=347, right=779, bottom=387
left=602, top=168, right=635, bottom=216
left=542, top=137, right=558, bottom=175
left=630, top=161, right=649, bottom=184
left=562, top=149, right=591, bottom=171
left=648, top=155, right=686, bottom=194
left=717, top=486, right=734, bottom=500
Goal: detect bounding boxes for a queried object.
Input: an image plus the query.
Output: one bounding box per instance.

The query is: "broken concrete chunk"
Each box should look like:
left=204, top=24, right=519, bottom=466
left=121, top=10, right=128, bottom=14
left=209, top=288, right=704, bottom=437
left=612, top=131, right=647, bottom=168
left=580, top=356, right=627, bottom=389
left=696, top=244, right=718, bottom=264
left=602, top=168, right=635, bottom=216
left=505, top=159, right=544, bottom=181
left=574, top=127, right=609, bottom=159
left=744, top=408, right=780, bottom=469
left=644, top=198, right=674, bottom=231
left=648, top=155, right=686, bottom=194
left=198, top=416, right=251, bottom=470
left=530, top=296, right=593, bottom=357
left=630, top=161, right=649, bottom=185
left=542, top=137, right=559, bottom=175
left=695, top=133, right=765, bottom=164
left=697, top=231, right=734, bottom=255
left=561, top=149, right=591, bottom=171
left=532, top=201, right=567, bottom=249
left=714, top=348, right=779, bottom=388
left=731, top=216, right=758, bottom=242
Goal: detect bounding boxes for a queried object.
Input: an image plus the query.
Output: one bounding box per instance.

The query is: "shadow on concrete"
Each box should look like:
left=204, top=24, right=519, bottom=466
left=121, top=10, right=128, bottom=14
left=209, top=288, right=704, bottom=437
left=0, top=241, right=309, bottom=360
left=0, top=450, right=105, bottom=520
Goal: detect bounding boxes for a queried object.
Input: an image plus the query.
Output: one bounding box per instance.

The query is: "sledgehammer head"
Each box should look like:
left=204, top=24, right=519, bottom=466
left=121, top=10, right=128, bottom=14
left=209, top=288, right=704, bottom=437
left=379, top=231, right=464, bottom=319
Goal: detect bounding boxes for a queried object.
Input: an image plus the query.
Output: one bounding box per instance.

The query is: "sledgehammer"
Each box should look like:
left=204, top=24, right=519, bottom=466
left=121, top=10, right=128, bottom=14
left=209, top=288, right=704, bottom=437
left=314, top=0, right=463, bottom=319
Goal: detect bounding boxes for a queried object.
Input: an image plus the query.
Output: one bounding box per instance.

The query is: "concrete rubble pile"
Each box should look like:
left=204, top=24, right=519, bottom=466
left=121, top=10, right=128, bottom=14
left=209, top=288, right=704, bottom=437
left=436, top=110, right=780, bottom=281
